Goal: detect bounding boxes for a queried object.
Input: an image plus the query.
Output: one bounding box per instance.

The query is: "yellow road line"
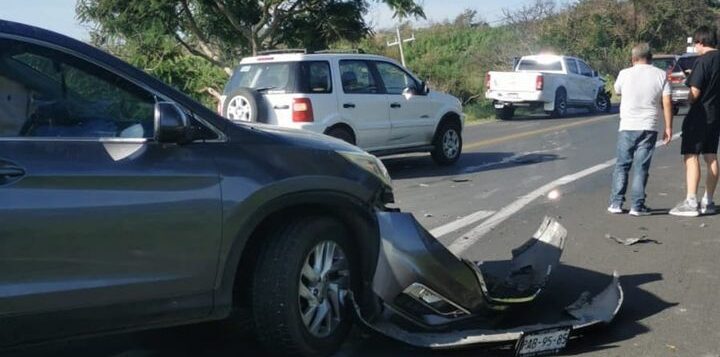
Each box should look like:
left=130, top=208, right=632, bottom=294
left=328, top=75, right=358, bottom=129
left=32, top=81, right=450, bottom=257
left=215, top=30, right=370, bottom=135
left=463, top=115, right=615, bottom=150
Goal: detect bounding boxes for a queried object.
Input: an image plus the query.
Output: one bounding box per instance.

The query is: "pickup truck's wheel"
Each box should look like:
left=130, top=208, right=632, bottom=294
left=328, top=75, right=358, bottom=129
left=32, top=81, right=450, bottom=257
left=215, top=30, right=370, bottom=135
left=223, top=88, right=265, bottom=123
left=495, top=107, right=515, bottom=120
left=252, top=217, right=356, bottom=356
left=431, top=121, right=462, bottom=165
left=550, top=89, right=567, bottom=118
left=594, top=91, right=611, bottom=113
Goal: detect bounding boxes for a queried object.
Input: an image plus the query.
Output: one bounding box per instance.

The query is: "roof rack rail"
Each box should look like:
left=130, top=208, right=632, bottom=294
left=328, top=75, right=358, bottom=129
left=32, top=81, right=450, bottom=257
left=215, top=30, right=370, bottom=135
left=257, top=49, right=307, bottom=55
left=314, top=49, right=365, bottom=54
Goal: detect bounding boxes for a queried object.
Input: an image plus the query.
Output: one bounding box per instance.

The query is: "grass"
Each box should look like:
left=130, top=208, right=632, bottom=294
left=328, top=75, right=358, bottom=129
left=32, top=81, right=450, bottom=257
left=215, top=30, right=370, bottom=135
left=464, top=101, right=497, bottom=122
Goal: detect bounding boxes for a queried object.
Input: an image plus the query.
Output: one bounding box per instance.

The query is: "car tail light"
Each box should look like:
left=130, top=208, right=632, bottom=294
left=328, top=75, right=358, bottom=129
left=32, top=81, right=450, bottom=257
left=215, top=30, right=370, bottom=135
left=669, top=74, right=684, bottom=84
left=536, top=75, right=544, bottom=91
left=485, top=73, right=491, bottom=90
left=292, top=98, right=314, bottom=122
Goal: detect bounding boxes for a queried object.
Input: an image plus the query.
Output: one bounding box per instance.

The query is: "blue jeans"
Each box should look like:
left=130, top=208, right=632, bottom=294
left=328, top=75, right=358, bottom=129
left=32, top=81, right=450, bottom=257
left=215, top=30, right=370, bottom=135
left=609, top=130, right=658, bottom=210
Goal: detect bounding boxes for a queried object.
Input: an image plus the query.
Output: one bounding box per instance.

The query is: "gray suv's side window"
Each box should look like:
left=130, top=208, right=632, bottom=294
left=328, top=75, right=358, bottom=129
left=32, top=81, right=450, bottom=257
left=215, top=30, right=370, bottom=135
left=339, top=60, right=379, bottom=94
left=0, top=38, right=156, bottom=139
left=375, top=61, right=417, bottom=95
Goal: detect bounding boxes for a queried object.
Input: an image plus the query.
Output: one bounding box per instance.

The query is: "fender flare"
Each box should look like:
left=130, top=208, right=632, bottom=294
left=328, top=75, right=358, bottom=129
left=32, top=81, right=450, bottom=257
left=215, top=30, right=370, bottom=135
left=212, top=177, right=382, bottom=316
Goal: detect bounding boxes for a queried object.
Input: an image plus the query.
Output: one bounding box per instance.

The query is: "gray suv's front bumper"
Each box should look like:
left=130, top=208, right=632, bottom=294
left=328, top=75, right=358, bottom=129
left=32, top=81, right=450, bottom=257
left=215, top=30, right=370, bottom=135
left=359, top=212, right=623, bottom=349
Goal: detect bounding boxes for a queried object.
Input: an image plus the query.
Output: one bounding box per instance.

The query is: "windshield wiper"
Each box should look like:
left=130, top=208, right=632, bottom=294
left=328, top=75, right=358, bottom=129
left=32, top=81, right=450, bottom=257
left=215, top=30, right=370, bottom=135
left=255, top=86, right=278, bottom=93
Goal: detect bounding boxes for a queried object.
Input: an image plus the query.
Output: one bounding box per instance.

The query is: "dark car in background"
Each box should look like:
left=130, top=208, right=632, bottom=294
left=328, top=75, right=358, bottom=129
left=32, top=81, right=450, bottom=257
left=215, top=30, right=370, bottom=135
left=652, top=53, right=699, bottom=114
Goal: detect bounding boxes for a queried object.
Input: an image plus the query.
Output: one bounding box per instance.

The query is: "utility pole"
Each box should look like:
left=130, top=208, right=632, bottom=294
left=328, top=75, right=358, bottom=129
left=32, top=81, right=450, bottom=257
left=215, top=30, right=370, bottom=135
left=387, top=26, right=415, bottom=67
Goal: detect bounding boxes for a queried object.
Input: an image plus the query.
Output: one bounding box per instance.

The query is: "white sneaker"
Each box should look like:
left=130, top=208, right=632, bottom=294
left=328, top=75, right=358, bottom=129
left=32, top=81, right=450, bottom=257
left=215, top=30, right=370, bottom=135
left=669, top=200, right=700, bottom=217
left=607, top=203, right=623, bottom=214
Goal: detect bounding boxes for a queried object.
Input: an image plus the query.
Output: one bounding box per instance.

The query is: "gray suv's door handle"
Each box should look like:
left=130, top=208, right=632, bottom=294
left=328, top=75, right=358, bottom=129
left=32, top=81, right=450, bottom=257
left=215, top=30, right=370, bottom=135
left=0, top=166, right=24, bottom=178
left=273, top=105, right=289, bottom=110
left=390, top=103, right=401, bottom=108
left=343, top=103, right=355, bottom=108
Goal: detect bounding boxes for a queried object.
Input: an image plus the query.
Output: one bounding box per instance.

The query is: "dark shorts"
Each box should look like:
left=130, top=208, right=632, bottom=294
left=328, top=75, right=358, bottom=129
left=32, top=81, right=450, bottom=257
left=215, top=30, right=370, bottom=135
left=681, top=118, right=720, bottom=154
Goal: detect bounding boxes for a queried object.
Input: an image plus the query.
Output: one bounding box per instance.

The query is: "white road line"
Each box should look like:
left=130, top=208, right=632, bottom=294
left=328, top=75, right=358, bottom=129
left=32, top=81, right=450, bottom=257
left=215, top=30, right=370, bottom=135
left=447, top=132, right=682, bottom=255
left=429, top=210, right=495, bottom=238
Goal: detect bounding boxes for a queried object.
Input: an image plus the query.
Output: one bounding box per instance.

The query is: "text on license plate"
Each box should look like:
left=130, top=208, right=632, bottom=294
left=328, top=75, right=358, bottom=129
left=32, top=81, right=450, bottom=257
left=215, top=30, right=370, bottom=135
left=516, top=326, right=571, bottom=357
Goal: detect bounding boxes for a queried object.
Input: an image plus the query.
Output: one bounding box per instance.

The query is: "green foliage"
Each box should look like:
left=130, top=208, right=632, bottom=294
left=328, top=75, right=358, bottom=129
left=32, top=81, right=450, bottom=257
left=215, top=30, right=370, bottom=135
left=353, top=0, right=719, bottom=120
left=76, top=0, right=425, bottom=108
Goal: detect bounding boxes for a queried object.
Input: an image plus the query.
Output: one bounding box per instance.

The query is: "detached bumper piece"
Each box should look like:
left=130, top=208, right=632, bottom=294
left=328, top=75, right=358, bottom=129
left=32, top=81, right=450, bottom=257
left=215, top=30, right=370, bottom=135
left=362, top=212, right=623, bottom=349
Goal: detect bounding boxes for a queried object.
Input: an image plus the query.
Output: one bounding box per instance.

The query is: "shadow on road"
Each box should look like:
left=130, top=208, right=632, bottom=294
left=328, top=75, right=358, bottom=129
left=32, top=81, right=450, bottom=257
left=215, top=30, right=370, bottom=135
left=5, top=266, right=672, bottom=357
left=506, top=105, right=619, bottom=122
left=384, top=151, right=563, bottom=180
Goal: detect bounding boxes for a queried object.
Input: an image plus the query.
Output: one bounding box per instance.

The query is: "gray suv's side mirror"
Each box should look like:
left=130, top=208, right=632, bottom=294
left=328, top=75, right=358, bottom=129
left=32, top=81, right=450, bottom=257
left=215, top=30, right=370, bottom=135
left=421, top=80, right=430, bottom=95
left=154, top=101, right=190, bottom=143
left=592, top=70, right=599, bottom=77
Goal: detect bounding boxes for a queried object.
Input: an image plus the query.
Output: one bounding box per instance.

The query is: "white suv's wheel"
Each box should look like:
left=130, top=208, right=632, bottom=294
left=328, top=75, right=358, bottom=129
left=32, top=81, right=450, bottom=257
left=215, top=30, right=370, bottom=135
left=431, top=121, right=462, bottom=165
left=223, top=88, right=264, bottom=123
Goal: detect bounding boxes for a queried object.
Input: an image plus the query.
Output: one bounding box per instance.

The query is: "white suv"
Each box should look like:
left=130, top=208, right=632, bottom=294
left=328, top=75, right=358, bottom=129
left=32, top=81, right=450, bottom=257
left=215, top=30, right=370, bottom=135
left=219, top=51, right=465, bottom=165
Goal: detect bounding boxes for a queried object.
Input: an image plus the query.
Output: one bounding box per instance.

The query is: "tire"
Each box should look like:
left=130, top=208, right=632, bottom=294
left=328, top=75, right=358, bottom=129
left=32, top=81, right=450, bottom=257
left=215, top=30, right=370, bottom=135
left=550, top=89, right=567, bottom=118
left=252, top=216, right=357, bottom=356
left=594, top=91, right=611, bottom=113
left=325, top=126, right=355, bottom=145
left=223, top=88, right=266, bottom=123
left=495, top=107, right=515, bottom=120
left=431, top=121, right=462, bottom=166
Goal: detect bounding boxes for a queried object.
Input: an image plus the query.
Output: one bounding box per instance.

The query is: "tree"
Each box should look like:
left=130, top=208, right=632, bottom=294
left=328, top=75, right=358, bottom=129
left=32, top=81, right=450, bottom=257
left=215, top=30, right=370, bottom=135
left=76, top=0, right=423, bottom=106
left=77, top=0, right=425, bottom=69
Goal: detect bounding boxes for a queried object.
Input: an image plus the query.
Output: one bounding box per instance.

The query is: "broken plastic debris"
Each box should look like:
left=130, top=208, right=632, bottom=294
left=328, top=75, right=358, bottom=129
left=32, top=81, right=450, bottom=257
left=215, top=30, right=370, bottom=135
left=424, top=213, right=433, bottom=218
left=452, top=177, right=471, bottom=183
left=700, top=223, right=707, bottom=228
left=419, top=183, right=430, bottom=187
left=605, top=234, right=661, bottom=246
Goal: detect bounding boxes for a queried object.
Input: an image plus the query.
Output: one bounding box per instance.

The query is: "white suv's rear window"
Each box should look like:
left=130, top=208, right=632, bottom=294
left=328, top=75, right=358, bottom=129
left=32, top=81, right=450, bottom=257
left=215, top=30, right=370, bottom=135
left=225, top=61, right=333, bottom=94
left=226, top=63, right=292, bottom=92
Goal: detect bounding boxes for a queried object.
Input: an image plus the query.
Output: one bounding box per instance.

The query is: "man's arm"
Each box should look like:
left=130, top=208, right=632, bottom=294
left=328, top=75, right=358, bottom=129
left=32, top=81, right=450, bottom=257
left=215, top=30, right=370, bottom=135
left=688, top=86, right=702, bottom=104
left=662, top=94, right=673, bottom=144
left=613, top=71, right=623, bottom=96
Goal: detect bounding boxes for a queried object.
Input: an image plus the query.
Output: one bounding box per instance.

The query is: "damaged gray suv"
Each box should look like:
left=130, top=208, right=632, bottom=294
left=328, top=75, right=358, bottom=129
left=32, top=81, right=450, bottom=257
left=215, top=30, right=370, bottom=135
left=0, top=20, right=622, bottom=357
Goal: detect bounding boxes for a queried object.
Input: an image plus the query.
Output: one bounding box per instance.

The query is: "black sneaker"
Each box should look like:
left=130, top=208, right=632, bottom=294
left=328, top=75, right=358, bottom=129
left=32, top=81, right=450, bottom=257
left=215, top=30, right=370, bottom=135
left=629, top=205, right=652, bottom=217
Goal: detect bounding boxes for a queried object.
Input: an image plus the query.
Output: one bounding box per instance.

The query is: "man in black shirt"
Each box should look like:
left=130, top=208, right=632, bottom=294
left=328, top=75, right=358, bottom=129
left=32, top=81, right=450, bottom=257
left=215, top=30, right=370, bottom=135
left=670, top=26, right=720, bottom=217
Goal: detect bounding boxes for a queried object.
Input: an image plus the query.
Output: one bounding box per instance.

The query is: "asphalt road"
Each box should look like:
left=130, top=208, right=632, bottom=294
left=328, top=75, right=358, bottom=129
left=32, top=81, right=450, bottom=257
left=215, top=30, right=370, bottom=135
left=9, top=107, right=720, bottom=357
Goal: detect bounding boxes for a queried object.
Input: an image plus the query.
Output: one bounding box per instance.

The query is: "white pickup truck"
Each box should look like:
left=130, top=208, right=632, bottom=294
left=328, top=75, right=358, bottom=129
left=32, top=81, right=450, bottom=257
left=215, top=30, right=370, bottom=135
left=485, top=55, right=611, bottom=120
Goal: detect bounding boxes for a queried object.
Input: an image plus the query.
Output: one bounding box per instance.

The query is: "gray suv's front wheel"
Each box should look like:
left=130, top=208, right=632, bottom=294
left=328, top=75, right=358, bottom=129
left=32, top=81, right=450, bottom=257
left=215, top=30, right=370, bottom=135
left=252, top=216, right=356, bottom=356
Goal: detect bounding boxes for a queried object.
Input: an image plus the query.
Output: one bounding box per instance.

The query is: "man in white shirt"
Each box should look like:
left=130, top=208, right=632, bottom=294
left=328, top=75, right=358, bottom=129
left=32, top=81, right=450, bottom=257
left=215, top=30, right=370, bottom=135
left=608, top=43, right=673, bottom=216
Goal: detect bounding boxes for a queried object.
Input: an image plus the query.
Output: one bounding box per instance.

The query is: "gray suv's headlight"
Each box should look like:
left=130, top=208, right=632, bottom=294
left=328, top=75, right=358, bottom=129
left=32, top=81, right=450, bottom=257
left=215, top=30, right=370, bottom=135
left=338, top=151, right=392, bottom=187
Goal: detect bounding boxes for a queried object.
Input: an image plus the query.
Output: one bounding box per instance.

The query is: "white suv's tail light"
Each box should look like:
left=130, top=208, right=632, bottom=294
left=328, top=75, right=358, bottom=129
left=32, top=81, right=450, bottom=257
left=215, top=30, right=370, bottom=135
left=485, top=72, right=491, bottom=90
left=292, top=98, right=314, bottom=122
left=535, top=75, right=544, bottom=91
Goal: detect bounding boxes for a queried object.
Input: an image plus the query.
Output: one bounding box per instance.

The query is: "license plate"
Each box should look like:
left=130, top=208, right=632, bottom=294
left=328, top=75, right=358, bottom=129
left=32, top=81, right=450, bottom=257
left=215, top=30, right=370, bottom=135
left=515, top=326, right=571, bottom=357
left=494, top=103, right=506, bottom=109
left=505, top=93, right=519, bottom=98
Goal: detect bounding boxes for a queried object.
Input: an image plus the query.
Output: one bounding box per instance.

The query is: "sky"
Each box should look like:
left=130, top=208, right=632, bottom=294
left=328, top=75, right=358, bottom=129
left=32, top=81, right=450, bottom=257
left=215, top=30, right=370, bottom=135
left=0, top=0, right=540, bottom=41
